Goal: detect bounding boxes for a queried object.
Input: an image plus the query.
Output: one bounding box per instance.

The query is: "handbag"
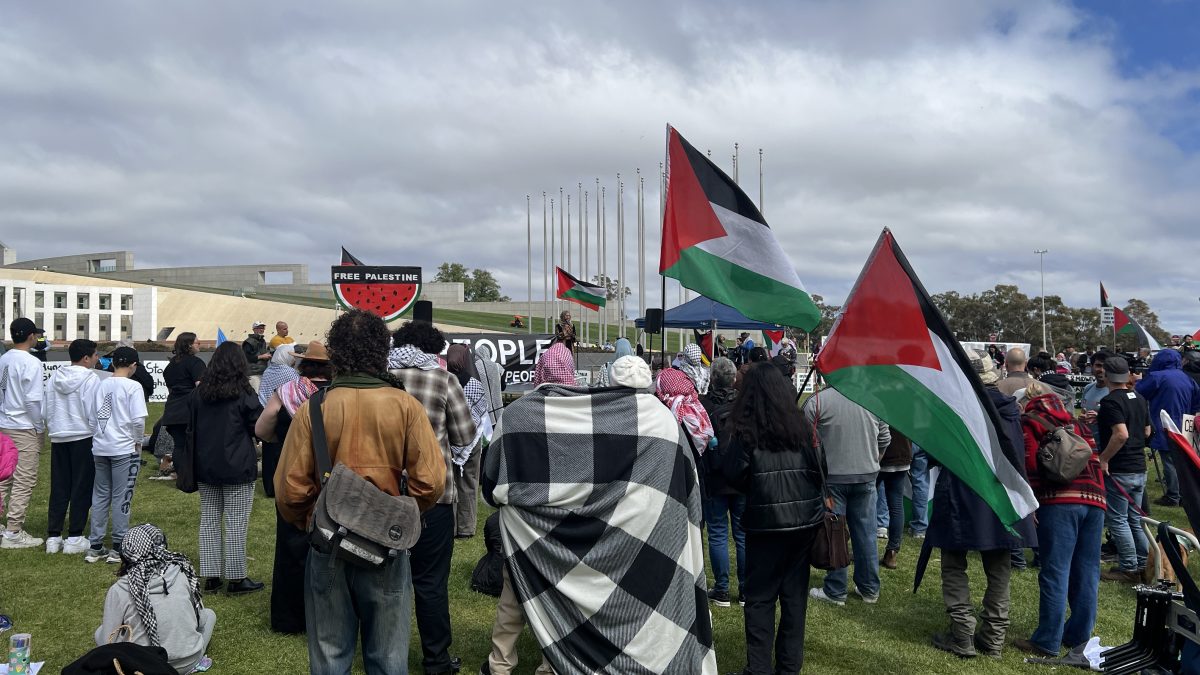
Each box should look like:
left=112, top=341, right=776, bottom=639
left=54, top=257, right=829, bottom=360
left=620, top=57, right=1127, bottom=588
left=807, top=391, right=850, bottom=571
left=174, top=395, right=198, bottom=494
left=306, top=388, right=423, bottom=568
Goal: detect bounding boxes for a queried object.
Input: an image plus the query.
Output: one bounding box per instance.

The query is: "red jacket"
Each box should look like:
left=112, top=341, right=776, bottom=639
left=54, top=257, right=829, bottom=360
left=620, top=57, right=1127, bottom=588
left=1021, top=394, right=1106, bottom=509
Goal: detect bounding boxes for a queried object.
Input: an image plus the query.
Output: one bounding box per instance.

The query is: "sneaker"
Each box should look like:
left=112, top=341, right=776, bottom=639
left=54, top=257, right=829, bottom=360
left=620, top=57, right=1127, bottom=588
left=1100, top=567, right=1141, bottom=584
left=106, top=549, right=122, bottom=564
left=876, top=527, right=888, bottom=539
left=45, top=536, right=64, bottom=553
left=736, top=594, right=745, bottom=608
left=63, top=536, right=90, bottom=555
left=808, top=587, right=845, bottom=607
left=84, top=547, right=111, bottom=563
left=853, top=587, right=879, bottom=604
left=1012, top=637, right=1058, bottom=657
left=708, top=589, right=731, bottom=608
left=1, top=530, right=45, bottom=550
left=909, top=529, right=926, bottom=540
left=1154, top=495, right=1180, bottom=507
left=931, top=632, right=976, bottom=658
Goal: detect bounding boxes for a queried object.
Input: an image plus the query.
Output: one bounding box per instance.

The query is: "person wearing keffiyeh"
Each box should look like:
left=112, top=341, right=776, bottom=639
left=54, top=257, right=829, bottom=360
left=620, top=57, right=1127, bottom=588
left=94, top=524, right=215, bottom=674
left=534, top=343, right=578, bottom=386
left=446, top=344, right=492, bottom=538
left=680, top=343, right=711, bottom=395
left=257, top=344, right=300, bottom=408
left=657, top=368, right=714, bottom=454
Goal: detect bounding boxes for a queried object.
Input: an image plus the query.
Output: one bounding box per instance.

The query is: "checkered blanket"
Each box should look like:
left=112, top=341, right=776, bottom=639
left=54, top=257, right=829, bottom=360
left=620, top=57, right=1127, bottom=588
left=483, top=384, right=717, bottom=675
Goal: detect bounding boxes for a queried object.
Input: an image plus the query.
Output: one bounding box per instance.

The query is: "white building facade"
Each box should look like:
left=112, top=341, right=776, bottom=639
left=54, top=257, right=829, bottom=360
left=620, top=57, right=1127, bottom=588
left=0, top=278, right=156, bottom=342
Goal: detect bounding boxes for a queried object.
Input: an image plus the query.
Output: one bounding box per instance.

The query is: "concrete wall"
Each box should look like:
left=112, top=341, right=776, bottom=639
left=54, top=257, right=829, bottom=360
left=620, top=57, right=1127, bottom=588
left=106, top=263, right=310, bottom=290
left=6, top=251, right=134, bottom=274
left=0, top=242, right=14, bottom=267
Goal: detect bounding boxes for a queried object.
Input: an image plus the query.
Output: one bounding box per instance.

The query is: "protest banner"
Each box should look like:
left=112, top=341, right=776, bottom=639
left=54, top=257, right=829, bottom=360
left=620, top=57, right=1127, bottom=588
left=444, top=333, right=554, bottom=385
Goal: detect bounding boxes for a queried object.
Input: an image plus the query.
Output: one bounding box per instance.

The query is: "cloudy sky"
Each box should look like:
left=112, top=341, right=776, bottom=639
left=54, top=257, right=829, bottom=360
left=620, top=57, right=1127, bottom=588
left=2, top=1, right=1198, bottom=331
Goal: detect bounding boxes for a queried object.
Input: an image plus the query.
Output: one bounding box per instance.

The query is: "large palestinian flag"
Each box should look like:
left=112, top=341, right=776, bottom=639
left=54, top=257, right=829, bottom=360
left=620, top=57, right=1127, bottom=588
left=1101, top=283, right=1162, bottom=351
left=660, top=126, right=820, bottom=332
left=814, top=229, right=1037, bottom=527
left=555, top=267, right=606, bottom=311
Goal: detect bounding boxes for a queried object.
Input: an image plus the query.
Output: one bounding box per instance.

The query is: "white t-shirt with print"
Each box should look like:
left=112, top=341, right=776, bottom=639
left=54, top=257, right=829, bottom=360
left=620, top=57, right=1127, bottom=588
left=92, top=376, right=147, bottom=457
left=0, top=349, right=45, bottom=431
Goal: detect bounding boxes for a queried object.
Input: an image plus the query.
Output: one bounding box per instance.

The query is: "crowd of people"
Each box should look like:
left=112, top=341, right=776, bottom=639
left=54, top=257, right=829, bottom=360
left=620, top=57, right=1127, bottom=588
left=2, top=310, right=1199, bottom=673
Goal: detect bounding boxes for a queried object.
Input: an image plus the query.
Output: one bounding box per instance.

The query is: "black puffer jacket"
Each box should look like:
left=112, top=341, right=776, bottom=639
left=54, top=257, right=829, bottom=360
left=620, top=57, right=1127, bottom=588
left=722, top=436, right=824, bottom=532
left=189, top=390, right=263, bottom=485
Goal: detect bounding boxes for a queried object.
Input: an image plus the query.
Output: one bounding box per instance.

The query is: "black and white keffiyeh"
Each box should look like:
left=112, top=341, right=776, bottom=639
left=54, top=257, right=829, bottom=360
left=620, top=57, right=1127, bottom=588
left=482, top=385, right=717, bottom=675
left=388, top=345, right=440, bottom=371
left=120, top=524, right=203, bottom=647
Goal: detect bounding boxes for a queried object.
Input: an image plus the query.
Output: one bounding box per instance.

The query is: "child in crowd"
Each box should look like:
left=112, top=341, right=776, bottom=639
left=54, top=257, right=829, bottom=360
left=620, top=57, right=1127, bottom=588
left=95, top=523, right=215, bottom=674
left=87, top=346, right=147, bottom=564
left=44, top=338, right=101, bottom=555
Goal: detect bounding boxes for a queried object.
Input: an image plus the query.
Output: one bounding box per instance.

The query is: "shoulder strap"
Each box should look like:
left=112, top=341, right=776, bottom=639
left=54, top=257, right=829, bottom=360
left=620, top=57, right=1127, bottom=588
left=1023, top=411, right=1058, bottom=433
left=309, top=388, right=333, bottom=485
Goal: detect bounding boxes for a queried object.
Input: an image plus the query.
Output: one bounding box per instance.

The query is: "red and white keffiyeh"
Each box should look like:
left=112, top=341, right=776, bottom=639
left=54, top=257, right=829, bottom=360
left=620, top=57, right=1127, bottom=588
left=656, top=368, right=714, bottom=454
left=534, top=343, right=577, bottom=386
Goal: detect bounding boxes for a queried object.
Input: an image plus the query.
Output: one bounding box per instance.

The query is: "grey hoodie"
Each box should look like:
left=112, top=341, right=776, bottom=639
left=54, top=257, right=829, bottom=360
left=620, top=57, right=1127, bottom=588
left=95, top=566, right=215, bottom=674
left=803, top=387, right=891, bottom=483
left=44, top=364, right=100, bottom=442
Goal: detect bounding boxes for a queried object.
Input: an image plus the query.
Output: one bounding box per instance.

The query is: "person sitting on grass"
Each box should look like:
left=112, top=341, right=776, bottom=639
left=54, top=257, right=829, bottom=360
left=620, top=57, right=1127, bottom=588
left=94, top=523, right=215, bottom=675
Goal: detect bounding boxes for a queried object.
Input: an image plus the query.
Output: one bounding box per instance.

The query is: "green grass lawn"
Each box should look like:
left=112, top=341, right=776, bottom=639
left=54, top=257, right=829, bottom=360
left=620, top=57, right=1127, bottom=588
left=2, top=403, right=1196, bottom=673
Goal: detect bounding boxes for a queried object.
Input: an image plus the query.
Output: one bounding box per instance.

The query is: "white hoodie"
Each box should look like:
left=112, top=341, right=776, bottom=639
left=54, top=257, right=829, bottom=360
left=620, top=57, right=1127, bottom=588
left=45, top=364, right=100, bottom=442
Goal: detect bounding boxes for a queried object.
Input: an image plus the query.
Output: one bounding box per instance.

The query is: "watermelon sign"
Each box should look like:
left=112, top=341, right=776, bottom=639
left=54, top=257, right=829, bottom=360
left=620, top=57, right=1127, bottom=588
left=331, top=265, right=422, bottom=322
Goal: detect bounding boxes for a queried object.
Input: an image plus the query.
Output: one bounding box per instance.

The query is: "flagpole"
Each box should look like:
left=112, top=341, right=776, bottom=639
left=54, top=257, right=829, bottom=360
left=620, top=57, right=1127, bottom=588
left=601, top=184, right=607, bottom=345
left=559, top=187, right=565, bottom=321
left=583, top=188, right=589, bottom=344
left=526, top=194, right=532, bottom=335
left=550, top=197, right=556, bottom=320
left=578, top=182, right=584, bottom=342
left=617, top=173, right=624, bottom=338
left=734, top=142, right=740, bottom=185
left=542, top=192, right=548, bottom=333
left=758, top=148, right=764, bottom=215
left=638, top=171, right=645, bottom=331
left=566, top=193, right=572, bottom=302
left=595, top=178, right=601, bottom=345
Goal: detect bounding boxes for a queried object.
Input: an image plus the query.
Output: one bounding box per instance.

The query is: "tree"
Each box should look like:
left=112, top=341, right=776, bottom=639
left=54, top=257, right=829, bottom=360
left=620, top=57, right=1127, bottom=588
left=809, top=294, right=841, bottom=337
left=434, top=262, right=510, bottom=302
left=590, top=274, right=631, bottom=302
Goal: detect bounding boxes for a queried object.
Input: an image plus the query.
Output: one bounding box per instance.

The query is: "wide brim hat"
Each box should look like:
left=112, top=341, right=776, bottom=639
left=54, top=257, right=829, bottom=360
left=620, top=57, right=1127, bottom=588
left=295, top=340, right=330, bottom=362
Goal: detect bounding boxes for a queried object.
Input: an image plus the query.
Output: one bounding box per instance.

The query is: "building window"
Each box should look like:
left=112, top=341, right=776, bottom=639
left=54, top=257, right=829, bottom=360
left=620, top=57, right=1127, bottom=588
left=78, top=324, right=87, bottom=337
left=99, top=294, right=111, bottom=310
left=34, top=292, right=43, bottom=309
left=77, top=295, right=90, bottom=310
left=120, top=295, right=131, bottom=311
left=54, top=292, right=67, bottom=309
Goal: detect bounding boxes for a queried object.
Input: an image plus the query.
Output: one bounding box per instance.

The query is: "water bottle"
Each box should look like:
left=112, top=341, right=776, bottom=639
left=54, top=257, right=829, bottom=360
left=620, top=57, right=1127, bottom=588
left=7, top=633, right=31, bottom=674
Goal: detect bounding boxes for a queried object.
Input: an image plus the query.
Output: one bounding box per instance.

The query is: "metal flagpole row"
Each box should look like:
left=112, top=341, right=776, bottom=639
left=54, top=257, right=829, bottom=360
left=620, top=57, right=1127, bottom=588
left=601, top=185, right=607, bottom=345
left=583, top=188, right=589, bottom=344
left=526, top=195, right=532, bottom=335
left=550, top=197, right=556, bottom=321
left=542, top=192, right=548, bottom=334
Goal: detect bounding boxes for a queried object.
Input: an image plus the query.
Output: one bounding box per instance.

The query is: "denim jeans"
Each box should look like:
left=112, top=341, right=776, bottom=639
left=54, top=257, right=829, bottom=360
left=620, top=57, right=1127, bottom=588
left=823, top=481, right=880, bottom=600
left=1158, top=447, right=1180, bottom=503
left=1029, top=504, right=1103, bottom=653
left=305, top=547, right=413, bottom=675
left=909, top=448, right=930, bottom=535
left=1104, top=472, right=1148, bottom=572
left=875, top=472, right=906, bottom=552
left=704, top=494, right=746, bottom=594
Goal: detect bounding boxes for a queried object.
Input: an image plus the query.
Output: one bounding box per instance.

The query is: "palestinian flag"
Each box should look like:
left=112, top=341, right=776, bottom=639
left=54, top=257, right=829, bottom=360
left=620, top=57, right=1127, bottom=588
left=1160, top=411, right=1200, bottom=533
left=1101, top=282, right=1162, bottom=351
left=814, top=229, right=1037, bottom=527
left=341, top=247, right=365, bottom=266
left=555, top=267, right=606, bottom=311
left=762, top=329, right=785, bottom=355
left=660, top=126, right=820, bottom=331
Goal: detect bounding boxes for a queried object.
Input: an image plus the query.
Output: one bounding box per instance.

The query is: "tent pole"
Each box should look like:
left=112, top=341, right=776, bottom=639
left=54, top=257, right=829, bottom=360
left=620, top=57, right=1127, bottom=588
left=711, top=318, right=718, bottom=361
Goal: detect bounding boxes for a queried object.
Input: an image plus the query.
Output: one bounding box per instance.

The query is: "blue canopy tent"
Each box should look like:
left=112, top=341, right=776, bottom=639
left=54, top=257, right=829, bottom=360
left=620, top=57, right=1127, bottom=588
left=635, top=296, right=780, bottom=330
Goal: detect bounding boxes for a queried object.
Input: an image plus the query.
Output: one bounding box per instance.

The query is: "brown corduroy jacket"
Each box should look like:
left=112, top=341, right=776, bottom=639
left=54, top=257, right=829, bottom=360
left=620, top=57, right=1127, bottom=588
left=275, top=383, right=446, bottom=530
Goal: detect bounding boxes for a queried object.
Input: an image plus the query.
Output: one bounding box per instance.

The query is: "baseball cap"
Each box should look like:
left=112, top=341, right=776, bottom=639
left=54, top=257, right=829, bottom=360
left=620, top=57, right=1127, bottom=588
left=252, top=321, right=266, bottom=329
left=1103, top=356, right=1130, bottom=384
left=110, top=346, right=140, bottom=367
left=9, top=317, right=45, bottom=343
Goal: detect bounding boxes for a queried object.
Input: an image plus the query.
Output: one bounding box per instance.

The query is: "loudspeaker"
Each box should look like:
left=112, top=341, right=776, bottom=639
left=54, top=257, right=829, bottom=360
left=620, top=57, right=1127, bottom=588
left=414, top=300, right=433, bottom=323
left=644, top=308, right=664, bottom=335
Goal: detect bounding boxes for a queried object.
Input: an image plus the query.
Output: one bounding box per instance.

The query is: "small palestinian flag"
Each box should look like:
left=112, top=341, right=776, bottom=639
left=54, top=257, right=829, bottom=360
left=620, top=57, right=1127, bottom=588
left=815, top=229, right=1037, bottom=527
left=762, top=329, right=785, bottom=355
left=555, top=267, right=606, bottom=311
left=1101, top=282, right=1162, bottom=351
left=342, top=247, right=365, bottom=266
left=660, top=126, right=820, bottom=331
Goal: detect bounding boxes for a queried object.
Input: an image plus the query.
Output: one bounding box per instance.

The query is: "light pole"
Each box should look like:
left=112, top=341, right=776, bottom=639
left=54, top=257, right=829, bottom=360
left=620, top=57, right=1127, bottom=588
left=1034, top=249, right=1048, bottom=351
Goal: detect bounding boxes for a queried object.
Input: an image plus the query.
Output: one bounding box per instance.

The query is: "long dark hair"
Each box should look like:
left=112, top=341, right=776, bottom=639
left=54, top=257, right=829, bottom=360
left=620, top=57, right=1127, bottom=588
left=727, top=362, right=811, bottom=453
left=196, top=342, right=252, bottom=402
left=171, top=332, right=197, bottom=363
left=445, top=344, right=477, bottom=387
